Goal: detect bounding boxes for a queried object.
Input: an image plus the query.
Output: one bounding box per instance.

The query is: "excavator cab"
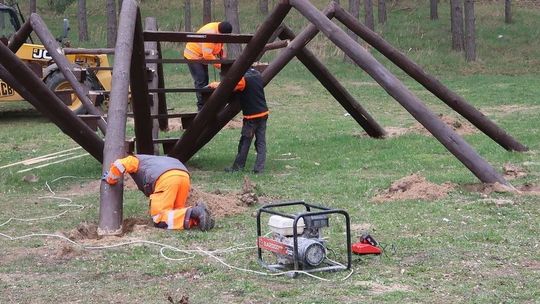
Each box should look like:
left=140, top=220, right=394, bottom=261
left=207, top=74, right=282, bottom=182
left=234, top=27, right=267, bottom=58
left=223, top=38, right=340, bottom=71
left=0, top=3, right=21, bottom=45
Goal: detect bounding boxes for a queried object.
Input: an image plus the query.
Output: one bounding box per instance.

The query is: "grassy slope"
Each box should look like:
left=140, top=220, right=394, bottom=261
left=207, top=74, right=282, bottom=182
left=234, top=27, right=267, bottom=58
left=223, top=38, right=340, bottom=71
left=1, top=0, right=539, bottom=303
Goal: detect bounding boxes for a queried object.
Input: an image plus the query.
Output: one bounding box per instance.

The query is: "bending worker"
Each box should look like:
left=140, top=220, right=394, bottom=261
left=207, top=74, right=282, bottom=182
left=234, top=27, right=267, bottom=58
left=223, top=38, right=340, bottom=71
left=184, top=21, right=233, bottom=111
left=102, top=154, right=214, bottom=231
left=208, top=68, right=269, bottom=174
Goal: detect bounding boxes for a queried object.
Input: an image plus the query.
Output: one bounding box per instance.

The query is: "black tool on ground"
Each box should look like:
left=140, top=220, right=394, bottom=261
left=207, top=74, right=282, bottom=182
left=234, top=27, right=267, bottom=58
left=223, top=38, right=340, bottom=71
left=256, top=201, right=351, bottom=278
left=351, top=233, right=382, bottom=255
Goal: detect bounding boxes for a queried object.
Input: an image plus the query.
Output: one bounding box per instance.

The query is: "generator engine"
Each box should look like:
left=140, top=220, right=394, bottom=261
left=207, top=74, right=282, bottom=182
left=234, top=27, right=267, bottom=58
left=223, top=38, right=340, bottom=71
left=260, top=214, right=329, bottom=267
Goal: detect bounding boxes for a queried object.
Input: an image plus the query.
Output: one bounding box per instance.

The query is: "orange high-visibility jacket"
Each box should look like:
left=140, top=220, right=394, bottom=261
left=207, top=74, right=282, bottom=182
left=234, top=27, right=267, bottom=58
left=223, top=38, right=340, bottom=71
left=183, top=22, right=225, bottom=60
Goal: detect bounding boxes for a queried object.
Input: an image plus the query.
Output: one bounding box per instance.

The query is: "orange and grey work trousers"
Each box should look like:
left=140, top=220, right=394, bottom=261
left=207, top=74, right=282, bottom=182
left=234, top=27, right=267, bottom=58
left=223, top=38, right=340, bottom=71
left=149, top=170, right=191, bottom=230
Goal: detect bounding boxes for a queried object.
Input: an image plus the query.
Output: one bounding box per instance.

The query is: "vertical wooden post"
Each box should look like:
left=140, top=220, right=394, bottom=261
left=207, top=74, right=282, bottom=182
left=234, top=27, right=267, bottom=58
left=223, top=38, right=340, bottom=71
left=184, top=0, right=192, bottom=31
left=99, top=0, right=138, bottom=235
left=168, top=0, right=292, bottom=162
left=144, top=17, right=160, bottom=154
left=156, top=41, right=168, bottom=131
left=291, top=0, right=508, bottom=185
left=130, top=10, right=154, bottom=155
left=203, top=0, right=212, bottom=24
left=334, top=4, right=526, bottom=151
left=29, top=14, right=107, bottom=134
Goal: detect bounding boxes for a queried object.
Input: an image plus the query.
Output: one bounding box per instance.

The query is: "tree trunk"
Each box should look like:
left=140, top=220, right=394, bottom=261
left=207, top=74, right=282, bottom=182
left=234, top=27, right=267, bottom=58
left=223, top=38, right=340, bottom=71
left=203, top=0, right=212, bottom=24
left=224, top=0, right=242, bottom=58
left=378, top=0, right=386, bottom=24
left=430, top=0, right=438, bottom=20
left=450, top=0, right=464, bottom=51
left=29, top=0, right=37, bottom=15
left=77, top=0, right=89, bottom=42
left=464, top=0, right=476, bottom=62
left=364, top=0, right=374, bottom=31
left=184, top=0, right=192, bottom=31
left=106, top=0, right=117, bottom=48
left=505, top=0, right=512, bottom=24
left=345, top=0, right=360, bottom=62
left=259, top=0, right=268, bottom=15
left=118, top=0, right=123, bottom=15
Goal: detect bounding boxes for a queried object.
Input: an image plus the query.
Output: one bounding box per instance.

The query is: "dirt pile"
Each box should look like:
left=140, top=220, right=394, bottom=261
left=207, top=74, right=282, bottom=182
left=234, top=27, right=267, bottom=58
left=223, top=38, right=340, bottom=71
left=412, top=114, right=477, bottom=136
left=186, top=176, right=261, bottom=218
left=372, top=174, right=455, bottom=202
left=65, top=217, right=153, bottom=241
left=502, top=163, right=527, bottom=179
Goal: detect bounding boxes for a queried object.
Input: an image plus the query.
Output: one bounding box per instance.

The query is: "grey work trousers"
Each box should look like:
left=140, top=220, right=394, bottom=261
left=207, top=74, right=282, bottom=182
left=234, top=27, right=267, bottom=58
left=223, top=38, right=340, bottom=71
left=232, top=117, right=267, bottom=173
left=186, top=60, right=209, bottom=111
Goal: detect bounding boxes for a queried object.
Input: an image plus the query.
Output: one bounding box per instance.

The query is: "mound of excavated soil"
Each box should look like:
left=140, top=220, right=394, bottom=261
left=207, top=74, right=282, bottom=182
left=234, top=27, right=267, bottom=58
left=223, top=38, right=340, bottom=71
left=187, top=176, right=261, bottom=218
left=65, top=217, right=153, bottom=241
left=503, top=163, right=527, bottom=180
left=412, top=114, right=477, bottom=136
left=372, top=174, right=455, bottom=202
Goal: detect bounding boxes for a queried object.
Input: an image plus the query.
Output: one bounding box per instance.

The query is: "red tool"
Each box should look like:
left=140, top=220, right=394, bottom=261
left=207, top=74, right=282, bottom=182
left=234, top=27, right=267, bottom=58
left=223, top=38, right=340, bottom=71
left=351, top=233, right=382, bottom=255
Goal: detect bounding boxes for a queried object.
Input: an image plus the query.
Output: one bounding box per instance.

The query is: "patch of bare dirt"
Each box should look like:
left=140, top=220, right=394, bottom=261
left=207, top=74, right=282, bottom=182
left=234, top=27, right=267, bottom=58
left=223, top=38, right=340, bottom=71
left=372, top=174, right=455, bottom=202
left=411, top=114, right=477, bottom=136
left=503, top=163, right=527, bottom=179
left=186, top=176, right=263, bottom=218
left=383, top=127, right=410, bottom=138
left=354, top=281, right=412, bottom=295
left=481, top=104, right=540, bottom=117
left=65, top=217, right=152, bottom=241
left=462, top=182, right=517, bottom=196
left=166, top=118, right=183, bottom=132
left=516, top=183, right=540, bottom=196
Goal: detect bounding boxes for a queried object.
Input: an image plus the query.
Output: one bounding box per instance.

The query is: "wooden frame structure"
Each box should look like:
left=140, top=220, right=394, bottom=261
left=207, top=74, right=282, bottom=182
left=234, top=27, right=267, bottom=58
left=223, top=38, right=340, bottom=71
left=0, top=0, right=526, bottom=234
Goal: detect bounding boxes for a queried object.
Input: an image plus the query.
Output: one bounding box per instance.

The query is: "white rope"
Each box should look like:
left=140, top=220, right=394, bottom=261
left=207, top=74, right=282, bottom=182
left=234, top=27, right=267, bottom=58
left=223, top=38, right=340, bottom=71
left=0, top=176, right=355, bottom=282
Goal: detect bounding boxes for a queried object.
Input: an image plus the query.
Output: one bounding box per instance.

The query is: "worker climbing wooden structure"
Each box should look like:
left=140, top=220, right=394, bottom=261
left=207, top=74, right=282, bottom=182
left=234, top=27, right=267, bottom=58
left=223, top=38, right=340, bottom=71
left=0, top=0, right=527, bottom=235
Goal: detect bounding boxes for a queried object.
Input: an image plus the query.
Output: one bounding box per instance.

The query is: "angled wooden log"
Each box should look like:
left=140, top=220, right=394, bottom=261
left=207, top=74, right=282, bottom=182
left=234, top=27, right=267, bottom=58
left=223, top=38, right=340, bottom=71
left=291, top=0, right=508, bottom=185
left=7, top=20, right=32, bottom=52
left=99, top=0, right=138, bottom=235
left=29, top=14, right=107, bottom=134
left=279, top=25, right=386, bottom=138
left=333, top=4, right=527, bottom=152
left=130, top=11, right=154, bottom=155
left=168, top=0, right=292, bottom=162
left=0, top=51, right=103, bottom=162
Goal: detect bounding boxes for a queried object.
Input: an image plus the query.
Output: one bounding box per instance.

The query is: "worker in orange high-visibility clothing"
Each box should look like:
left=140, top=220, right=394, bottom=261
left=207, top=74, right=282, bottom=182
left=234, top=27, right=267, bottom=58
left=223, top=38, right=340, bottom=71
left=208, top=68, right=269, bottom=174
left=102, top=154, right=214, bottom=231
left=183, top=21, right=233, bottom=111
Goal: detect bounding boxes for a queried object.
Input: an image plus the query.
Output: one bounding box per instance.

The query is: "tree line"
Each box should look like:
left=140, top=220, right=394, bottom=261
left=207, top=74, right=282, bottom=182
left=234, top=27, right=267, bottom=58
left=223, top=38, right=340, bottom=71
left=8, top=0, right=517, bottom=62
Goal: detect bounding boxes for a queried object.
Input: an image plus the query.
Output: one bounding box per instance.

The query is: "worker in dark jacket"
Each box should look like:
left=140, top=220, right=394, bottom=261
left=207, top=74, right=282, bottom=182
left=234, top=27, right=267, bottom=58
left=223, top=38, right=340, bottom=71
left=208, top=68, right=268, bottom=173
left=184, top=21, right=233, bottom=111
left=102, top=154, right=214, bottom=231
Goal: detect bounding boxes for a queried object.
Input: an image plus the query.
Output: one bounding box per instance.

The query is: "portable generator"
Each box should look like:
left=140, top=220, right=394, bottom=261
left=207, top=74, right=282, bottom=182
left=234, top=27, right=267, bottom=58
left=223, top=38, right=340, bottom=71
left=256, top=201, right=351, bottom=277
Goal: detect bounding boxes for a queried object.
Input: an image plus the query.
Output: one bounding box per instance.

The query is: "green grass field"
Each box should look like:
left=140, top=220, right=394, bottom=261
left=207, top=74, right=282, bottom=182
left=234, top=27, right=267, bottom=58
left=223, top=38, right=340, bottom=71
left=1, top=0, right=539, bottom=303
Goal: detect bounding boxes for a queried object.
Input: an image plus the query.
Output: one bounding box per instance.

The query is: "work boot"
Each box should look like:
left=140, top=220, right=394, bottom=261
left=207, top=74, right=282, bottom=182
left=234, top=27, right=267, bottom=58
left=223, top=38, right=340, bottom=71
left=186, top=202, right=215, bottom=231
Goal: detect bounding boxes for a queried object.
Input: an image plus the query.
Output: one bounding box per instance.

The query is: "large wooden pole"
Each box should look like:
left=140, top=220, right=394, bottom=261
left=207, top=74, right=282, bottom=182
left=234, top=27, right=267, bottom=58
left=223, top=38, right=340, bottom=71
left=144, top=17, right=160, bottom=152
left=334, top=4, right=526, bottom=152
left=130, top=11, right=154, bottom=155
left=168, top=0, right=292, bottom=162
left=29, top=14, right=107, bottom=134
left=291, top=0, right=508, bottom=185
left=156, top=41, right=168, bottom=131
left=0, top=62, right=103, bottom=162
left=98, top=0, right=138, bottom=235
left=279, top=25, right=385, bottom=138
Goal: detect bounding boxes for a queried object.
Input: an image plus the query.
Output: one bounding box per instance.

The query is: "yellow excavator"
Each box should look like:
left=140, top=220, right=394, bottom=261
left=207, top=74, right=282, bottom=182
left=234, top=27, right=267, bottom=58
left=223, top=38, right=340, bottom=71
left=0, top=2, right=111, bottom=114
